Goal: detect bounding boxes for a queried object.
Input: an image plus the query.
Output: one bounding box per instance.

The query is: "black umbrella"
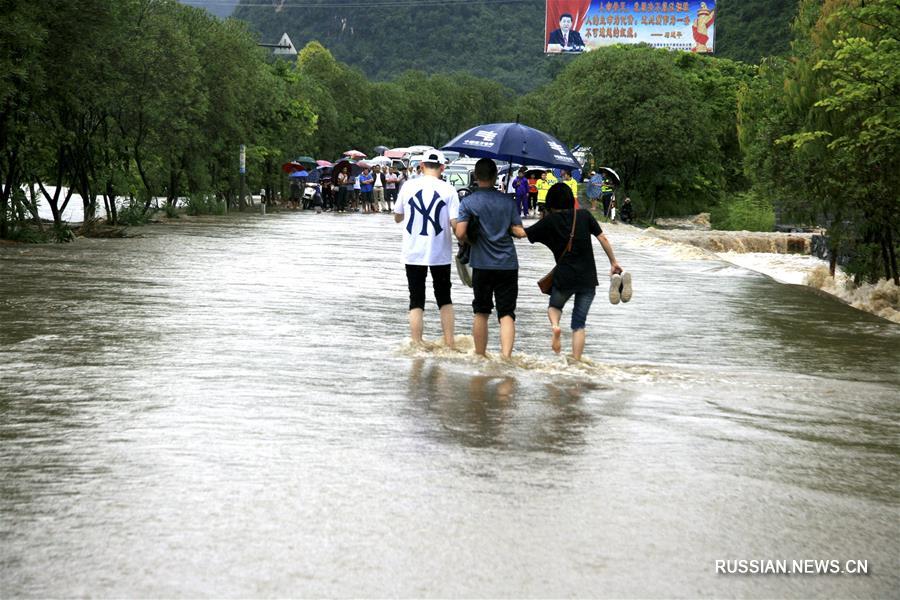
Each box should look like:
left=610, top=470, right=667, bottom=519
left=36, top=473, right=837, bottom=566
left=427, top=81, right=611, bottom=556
left=333, top=159, right=363, bottom=177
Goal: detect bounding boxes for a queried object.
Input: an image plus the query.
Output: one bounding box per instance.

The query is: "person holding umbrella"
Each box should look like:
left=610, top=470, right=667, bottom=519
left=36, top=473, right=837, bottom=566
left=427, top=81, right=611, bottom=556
left=335, top=164, right=353, bottom=212
left=455, top=158, right=527, bottom=359
left=601, top=178, right=614, bottom=217
left=289, top=177, right=302, bottom=210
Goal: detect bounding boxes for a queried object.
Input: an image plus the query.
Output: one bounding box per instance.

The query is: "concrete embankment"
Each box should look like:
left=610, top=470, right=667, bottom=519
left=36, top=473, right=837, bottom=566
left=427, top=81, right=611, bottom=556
left=646, top=228, right=814, bottom=254
left=629, top=224, right=899, bottom=324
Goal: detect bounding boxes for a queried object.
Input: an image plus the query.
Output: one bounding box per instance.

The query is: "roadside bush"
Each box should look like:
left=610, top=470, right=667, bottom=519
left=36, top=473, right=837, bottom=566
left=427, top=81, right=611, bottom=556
left=52, top=224, right=75, bottom=243
left=184, top=195, right=226, bottom=216
left=164, top=202, right=180, bottom=219
left=5, top=225, right=47, bottom=243
left=710, top=191, right=775, bottom=231
left=117, top=200, right=151, bottom=226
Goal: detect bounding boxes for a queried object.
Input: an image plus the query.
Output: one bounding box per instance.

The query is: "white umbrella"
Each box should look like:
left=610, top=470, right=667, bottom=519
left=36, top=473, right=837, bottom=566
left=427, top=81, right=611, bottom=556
left=370, top=156, right=392, bottom=167
left=598, top=167, right=621, bottom=185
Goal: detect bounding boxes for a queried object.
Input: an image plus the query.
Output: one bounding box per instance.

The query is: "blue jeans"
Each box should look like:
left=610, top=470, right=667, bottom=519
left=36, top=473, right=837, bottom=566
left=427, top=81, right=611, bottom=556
left=549, top=286, right=595, bottom=330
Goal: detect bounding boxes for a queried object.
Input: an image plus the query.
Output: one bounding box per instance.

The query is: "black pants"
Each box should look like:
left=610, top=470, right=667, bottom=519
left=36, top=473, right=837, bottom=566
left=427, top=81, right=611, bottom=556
left=472, top=268, right=518, bottom=320
left=602, top=193, right=613, bottom=217
left=386, top=188, right=398, bottom=210
left=337, top=187, right=351, bottom=211
left=406, top=264, right=452, bottom=311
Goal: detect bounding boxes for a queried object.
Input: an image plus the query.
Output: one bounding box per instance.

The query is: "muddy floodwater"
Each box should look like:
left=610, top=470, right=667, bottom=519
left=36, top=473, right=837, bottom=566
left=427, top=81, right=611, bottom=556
left=1, top=212, right=898, bottom=597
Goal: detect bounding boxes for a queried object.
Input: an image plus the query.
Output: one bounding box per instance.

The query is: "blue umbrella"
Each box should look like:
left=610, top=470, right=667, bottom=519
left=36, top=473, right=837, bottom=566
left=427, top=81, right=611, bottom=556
left=552, top=167, right=582, bottom=182
left=288, top=170, right=309, bottom=178
left=441, top=122, right=581, bottom=171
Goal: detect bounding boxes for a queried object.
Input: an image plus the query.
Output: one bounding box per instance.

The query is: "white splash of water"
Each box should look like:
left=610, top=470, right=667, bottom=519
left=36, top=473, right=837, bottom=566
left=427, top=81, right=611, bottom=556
left=398, top=336, right=732, bottom=386
left=627, top=231, right=714, bottom=261
left=715, top=251, right=827, bottom=286
left=805, top=267, right=900, bottom=324
left=629, top=227, right=899, bottom=324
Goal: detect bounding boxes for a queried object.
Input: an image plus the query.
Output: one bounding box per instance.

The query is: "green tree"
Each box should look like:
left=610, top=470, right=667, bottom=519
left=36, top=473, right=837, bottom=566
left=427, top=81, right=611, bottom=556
left=770, top=0, right=899, bottom=284
left=0, top=0, right=48, bottom=237
left=550, top=45, right=749, bottom=220
left=811, top=0, right=900, bottom=284
left=296, top=41, right=374, bottom=159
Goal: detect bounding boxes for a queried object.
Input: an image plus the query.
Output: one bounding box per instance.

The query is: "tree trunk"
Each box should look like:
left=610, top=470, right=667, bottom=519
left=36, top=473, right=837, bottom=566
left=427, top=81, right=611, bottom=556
left=1, top=148, right=20, bottom=239
left=135, top=147, right=154, bottom=215
left=26, top=184, right=44, bottom=230
left=41, top=179, right=74, bottom=228
left=1, top=178, right=10, bottom=239
left=106, top=180, right=118, bottom=224
left=12, top=189, right=26, bottom=224
left=879, top=232, right=891, bottom=283
left=648, top=185, right=659, bottom=222
left=41, top=147, right=67, bottom=227
left=167, top=167, right=180, bottom=207
left=887, top=227, right=899, bottom=286
left=78, top=167, right=95, bottom=230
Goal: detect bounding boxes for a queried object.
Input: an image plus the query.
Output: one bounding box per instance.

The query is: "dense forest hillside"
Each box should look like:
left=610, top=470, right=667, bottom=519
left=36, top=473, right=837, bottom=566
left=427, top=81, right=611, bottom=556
left=230, top=0, right=799, bottom=92
left=181, top=0, right=239, bottom=19
left=715, top=0, right=798, bottom=63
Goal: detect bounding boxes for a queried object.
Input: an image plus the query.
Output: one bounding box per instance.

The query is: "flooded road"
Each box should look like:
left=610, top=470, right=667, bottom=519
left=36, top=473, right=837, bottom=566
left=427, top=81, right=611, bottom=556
left=1, top=212, right=898, bottom=597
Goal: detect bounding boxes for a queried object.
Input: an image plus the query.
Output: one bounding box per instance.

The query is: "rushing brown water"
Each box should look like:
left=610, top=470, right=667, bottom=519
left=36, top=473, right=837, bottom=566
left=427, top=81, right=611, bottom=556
left=1, top=212, right=898, bottom=598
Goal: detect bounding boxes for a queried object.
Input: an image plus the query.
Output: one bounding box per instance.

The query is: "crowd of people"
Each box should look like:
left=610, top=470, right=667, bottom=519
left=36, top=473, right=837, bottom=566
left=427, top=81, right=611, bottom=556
left=288, top=164, right=426, bottom=214
left=393, top=150, right=633, bottom=361
left=504, top=168, right=580, bottom=218
left=288, top=160, right=634, bottom=224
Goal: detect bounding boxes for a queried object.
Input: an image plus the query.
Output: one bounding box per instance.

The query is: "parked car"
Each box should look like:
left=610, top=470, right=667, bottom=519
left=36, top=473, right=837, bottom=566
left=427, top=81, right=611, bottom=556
left=444, top=168, right=472, bottom=197
left=446, top=158, right=484, bottom=197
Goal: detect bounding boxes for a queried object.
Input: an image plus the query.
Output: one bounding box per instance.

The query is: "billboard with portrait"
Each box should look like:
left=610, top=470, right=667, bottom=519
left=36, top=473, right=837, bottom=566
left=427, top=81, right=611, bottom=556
left=545, top=1, right=716, bottom=54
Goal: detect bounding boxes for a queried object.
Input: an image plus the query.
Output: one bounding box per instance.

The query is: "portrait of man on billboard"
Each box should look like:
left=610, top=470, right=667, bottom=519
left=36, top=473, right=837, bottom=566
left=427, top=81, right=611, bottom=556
left=546, top=12, right=585, bottom=53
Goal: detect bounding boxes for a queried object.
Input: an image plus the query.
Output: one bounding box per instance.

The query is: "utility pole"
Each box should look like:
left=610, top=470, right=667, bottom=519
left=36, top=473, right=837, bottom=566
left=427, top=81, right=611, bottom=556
left=239, top=144, right=246, bottom=210
left=247, top=34, right=295, bottom=215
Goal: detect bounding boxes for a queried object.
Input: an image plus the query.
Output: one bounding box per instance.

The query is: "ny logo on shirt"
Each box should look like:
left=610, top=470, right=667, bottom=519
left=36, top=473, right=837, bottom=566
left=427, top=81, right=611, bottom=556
left=407, top=190, right=446, bottom=236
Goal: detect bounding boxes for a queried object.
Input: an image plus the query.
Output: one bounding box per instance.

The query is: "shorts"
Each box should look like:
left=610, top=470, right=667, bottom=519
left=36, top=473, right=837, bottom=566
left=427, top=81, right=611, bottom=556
left=406, top=264, right=452, bottom=311
left=549, top=286, right=596, bottom=330
left=472, top=268, right=518, bottom=320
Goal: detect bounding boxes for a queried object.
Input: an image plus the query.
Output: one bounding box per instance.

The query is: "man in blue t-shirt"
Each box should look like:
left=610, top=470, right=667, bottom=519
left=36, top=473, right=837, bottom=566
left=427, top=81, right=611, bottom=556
left=359, top=168, right=375, bottom=214
left=455, top=158, right=527, bottom=358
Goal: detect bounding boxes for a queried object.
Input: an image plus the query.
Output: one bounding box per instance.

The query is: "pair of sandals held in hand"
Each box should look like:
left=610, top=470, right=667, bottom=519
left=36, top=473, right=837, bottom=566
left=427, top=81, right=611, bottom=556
left=609, top=272, right=632, bottom=305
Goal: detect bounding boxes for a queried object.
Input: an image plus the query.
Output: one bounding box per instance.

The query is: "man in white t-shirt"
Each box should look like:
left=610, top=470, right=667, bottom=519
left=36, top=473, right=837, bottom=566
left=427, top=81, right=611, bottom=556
left=394, top=149, right=460, bottom=348
left=372, top=165, right=385, bottom=212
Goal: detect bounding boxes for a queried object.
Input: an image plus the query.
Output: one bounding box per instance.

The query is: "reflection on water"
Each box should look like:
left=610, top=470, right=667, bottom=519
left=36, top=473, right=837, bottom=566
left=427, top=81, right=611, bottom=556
left=406, top=359, right=600, bottom=453
left=1, top=214, right=898, bottom=597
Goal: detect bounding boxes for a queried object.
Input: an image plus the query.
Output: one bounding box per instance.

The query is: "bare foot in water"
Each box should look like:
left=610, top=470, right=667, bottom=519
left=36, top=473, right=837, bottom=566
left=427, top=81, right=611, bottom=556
left=551, top=326, right=562, bottom=354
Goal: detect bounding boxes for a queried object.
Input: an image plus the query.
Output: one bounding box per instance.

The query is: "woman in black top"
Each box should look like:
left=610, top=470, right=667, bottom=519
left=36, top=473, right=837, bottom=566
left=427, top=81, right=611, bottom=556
left=526, top=183, right=623, bottom=359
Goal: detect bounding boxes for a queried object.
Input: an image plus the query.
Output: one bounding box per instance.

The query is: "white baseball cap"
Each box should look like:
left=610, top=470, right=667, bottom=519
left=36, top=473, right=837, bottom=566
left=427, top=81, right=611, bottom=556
left=421, top=149, right=447, bottom=165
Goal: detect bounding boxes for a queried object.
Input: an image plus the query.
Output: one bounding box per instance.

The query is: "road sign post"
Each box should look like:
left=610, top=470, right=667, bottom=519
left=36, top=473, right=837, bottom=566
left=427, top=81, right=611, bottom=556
left=239, top=144, right=246, bottom=210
